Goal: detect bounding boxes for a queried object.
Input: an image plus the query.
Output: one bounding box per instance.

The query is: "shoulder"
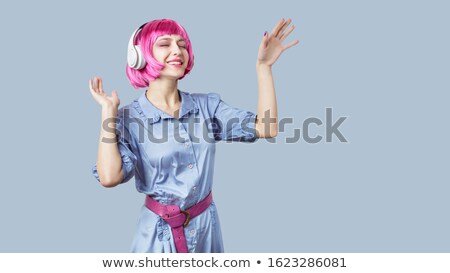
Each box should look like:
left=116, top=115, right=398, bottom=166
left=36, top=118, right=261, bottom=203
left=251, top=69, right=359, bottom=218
left=112, top=99, right=146, bottom=131
left=182, top=91, right=222, bottom=117
left=182, top=90, right=222, bottom=109
left=117, top=99, right=144, bottom=119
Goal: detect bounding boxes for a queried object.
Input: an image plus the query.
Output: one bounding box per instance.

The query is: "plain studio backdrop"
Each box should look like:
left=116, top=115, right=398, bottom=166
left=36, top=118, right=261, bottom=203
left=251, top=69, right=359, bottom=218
left=0, top=0, right=448, bottom=252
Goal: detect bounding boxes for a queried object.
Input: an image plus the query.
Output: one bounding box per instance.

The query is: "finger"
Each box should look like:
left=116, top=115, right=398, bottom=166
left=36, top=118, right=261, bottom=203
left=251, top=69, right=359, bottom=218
left=276, top=18, right=292, bottom=38
left=264, top=31, right=269, bottom=47
left=94, top=77, right=103, bottom=94
left=283, top=39, right=300, bottom=51
left=98, top=77, right=104, bottom=93
left=112, top=90, right=121, bottom=105
left=269, top=18, right=285, bottom=38
left=90, top=78, right=100, bottom=94
left=92, top=77, right=98, bottom=92
left=280, top=24, right=295, bottom=41
left=259, top=31, right=269, bottom=50
left=89, top=79, right=104, bottom=101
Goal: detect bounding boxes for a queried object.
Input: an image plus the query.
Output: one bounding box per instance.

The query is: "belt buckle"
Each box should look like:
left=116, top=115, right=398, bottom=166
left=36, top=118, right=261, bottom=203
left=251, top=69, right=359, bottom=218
left=181, top=210, right=191, bottom=227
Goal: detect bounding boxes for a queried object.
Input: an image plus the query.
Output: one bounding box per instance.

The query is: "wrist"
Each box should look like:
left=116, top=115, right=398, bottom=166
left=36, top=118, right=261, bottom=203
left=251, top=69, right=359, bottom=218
left=256, top=61, right=272, bottom=71
left=101, top=105, right=118, bottom=117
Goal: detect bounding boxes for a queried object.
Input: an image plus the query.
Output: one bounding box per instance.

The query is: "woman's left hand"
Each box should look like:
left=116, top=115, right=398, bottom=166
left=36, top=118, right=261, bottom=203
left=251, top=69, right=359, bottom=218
left=257, top=18, right=299, bottom=67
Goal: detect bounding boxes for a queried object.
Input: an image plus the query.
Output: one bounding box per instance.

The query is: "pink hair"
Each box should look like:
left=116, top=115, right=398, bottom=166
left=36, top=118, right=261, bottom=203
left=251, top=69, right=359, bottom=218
left=126, top=19, right=195, bottom=89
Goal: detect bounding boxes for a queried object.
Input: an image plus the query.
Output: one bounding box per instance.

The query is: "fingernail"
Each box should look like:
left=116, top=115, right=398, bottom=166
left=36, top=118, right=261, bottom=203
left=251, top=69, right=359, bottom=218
left=264, top=31, right=267, bottom=36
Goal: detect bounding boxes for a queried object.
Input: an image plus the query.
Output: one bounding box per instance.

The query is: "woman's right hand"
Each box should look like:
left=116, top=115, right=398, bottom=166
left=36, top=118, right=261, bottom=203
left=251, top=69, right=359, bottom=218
left=89, top=76, right=120, bottom=111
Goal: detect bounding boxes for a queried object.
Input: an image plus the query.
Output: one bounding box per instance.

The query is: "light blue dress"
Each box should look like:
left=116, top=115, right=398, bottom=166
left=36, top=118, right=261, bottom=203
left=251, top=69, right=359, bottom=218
left=92, top=90, right=257, bottom=253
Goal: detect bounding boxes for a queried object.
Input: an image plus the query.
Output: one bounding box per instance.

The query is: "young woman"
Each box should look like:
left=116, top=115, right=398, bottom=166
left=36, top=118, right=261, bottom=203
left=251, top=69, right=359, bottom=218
left=89, top=18, right=298, bottom=253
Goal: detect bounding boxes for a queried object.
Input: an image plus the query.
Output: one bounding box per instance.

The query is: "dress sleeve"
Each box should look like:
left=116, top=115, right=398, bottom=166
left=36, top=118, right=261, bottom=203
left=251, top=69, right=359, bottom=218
left=207, top=92, right=257, bottom=142
left=92, top=110, right=138, bottom=184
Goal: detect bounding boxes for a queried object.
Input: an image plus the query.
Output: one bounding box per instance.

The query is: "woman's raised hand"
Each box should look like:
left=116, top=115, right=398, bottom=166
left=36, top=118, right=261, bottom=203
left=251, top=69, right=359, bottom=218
left=257, top=18, right=300, bottom=67
left=89, top=77, right=120, bottom=110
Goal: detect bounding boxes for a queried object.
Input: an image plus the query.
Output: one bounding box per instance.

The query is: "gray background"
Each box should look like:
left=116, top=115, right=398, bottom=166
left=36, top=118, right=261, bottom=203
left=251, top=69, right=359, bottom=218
left=0, top=0, right=448, bottom=252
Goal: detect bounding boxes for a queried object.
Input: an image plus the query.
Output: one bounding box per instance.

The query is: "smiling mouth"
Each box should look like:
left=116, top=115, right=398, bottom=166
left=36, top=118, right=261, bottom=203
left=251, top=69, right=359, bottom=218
left=167, top=61, right=183, bottom=65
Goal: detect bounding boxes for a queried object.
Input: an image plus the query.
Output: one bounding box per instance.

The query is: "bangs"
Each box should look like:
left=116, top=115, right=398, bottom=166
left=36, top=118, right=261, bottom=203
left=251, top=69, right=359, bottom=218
left=153, top=20, right=189, bottom=39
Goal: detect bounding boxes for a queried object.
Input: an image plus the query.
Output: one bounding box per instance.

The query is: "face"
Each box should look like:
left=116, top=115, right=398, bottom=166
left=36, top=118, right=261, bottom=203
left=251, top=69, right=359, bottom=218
left=152, top=34, right=189, bottom=80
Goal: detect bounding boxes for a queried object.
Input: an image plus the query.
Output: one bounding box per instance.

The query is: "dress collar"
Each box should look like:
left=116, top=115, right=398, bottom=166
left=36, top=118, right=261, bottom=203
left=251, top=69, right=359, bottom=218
left=137, top=90, right=199, bottom=124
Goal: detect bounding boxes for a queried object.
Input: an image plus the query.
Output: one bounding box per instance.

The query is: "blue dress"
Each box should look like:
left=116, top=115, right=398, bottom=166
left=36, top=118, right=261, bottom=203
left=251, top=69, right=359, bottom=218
left=92, top=90, right=257, bottom=252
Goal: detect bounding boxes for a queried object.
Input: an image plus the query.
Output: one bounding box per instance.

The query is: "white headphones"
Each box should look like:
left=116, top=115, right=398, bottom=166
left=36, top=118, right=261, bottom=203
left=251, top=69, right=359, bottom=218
left=127, top=23, right=147, bottom=70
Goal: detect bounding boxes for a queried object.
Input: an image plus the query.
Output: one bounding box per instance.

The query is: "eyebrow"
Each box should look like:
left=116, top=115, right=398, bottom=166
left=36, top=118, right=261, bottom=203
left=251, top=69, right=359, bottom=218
left=157, top=38, right=186, bottom=42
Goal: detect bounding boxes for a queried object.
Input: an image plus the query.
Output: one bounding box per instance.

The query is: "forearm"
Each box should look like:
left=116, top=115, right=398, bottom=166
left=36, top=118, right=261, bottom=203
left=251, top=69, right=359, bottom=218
left=255, top=63, right=278, bottom=138
left=96, top=107, right=124, bottom=187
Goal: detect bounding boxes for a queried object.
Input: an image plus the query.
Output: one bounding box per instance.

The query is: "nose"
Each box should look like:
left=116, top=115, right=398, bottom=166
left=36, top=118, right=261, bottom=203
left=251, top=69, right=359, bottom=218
left=171, top=44, right=182, bottom=56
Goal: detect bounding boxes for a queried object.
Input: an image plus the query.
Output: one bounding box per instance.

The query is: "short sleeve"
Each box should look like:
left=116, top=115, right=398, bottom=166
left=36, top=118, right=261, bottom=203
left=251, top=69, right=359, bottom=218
left=92, top=109, right=138, bottom=184
left=207, top=92, right=257, bottom=142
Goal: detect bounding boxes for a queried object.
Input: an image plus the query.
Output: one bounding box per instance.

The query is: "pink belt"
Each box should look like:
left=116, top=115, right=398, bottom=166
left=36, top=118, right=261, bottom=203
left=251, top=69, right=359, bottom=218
left=145, top=192, right=213, bottom=253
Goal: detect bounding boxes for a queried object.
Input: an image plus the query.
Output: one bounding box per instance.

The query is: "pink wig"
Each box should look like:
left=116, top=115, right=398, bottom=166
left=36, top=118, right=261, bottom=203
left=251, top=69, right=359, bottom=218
left=126, top=19, right=195, bottom=89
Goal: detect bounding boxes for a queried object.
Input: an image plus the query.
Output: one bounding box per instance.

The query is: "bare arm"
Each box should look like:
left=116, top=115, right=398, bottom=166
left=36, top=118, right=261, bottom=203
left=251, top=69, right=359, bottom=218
left=255, top=64, right=278, bottom=138
left=255, top=18, right=299, bottom=138
left=89, top=77, right=124, bottom=187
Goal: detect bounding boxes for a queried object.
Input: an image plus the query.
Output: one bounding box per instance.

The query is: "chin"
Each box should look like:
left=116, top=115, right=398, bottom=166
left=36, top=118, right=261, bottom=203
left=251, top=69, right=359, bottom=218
left=159, top=72, right=186, bottom=80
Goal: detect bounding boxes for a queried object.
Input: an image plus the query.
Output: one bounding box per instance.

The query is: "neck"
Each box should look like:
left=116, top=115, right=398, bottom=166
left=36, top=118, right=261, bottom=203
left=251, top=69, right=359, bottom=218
left=146, top=78, right=180, bottom=107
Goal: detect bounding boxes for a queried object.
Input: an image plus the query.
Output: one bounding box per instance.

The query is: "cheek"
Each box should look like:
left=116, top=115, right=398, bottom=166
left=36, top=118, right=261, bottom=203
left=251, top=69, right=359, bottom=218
left=152, top=48, right=167, bottom=63
left=183, top=51, right=190, bottom=65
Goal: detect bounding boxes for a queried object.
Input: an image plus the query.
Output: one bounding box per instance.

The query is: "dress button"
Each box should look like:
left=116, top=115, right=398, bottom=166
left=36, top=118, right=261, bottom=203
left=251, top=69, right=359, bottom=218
left=190, top=229, right=196, bottom=236
left=188, top=163, right=193, bottom=169
left=185, top=142, right=190, bottom=147
left=192, top=186, right=197, bottom=191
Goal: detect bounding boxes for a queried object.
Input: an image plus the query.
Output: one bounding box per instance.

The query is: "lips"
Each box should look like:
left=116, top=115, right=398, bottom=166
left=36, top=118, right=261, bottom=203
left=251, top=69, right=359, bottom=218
left=167, top=58, right=183, bottom=65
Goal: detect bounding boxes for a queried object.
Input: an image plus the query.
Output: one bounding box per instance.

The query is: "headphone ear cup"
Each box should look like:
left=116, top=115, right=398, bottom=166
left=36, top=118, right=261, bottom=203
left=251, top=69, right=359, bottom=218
left=134, top=45, right=147, bottom=70
left=127, top=46, right=138, bottom=68
left=127, top=23, right=148, bottom=70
